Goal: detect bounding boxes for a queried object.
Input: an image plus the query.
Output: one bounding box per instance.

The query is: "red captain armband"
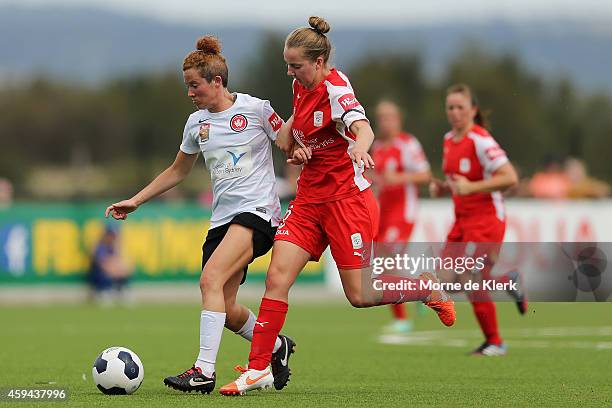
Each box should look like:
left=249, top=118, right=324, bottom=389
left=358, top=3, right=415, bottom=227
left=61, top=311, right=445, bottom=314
left=338, top=93, right=361, bottom=111
left=268, top=112, right=282, bottom=132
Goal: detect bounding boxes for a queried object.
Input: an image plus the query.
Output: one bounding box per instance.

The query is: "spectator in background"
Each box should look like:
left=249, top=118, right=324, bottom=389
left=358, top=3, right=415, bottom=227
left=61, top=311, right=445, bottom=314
left=565, top=157, right=610, bottom=199
left=528, top=155, right=571, bottom=199
left=0, top=178, right=14, bottom=208
left=88, top=224, right=133, bottom=305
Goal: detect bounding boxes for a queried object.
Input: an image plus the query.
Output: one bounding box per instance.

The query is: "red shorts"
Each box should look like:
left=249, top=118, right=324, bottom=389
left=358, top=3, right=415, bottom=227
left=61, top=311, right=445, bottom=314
left=275, top=189, right=380, bottom=269
left=446, top=214, right=506, bottom=243
left=443, top=214, right=506, bottom=275
left=378, top=221, right=414, bottom=243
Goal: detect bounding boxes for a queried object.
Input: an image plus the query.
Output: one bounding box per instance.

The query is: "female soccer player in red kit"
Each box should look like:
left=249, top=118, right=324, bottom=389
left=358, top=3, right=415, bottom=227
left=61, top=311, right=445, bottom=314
left=371, top=100, right=432, bottom=335
left=219, top=17, right=455, bottom=395
left=430, top=84, right=522, bottom=356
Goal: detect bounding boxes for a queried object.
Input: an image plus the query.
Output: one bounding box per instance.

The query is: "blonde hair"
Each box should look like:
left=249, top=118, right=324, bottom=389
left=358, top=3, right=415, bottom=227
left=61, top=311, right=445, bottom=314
left=285, top=16, right=332, bottom=63
left=183, top=36, right=228, bottom=87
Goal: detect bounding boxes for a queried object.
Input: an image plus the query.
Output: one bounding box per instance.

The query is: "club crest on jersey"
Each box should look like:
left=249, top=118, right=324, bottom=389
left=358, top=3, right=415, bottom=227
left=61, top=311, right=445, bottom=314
left=459, top=158, right=471, bottom=173
left=385, top=158, right=398, bottom=172
left=351, top=232, right=363, bottom=250
left=230, top=114, right=248, bottom=132
left=338, top=93, right=360, bottom=111
left=313, top=111, right=323, bottom=127
left=199, top=123, right=210, bottom=142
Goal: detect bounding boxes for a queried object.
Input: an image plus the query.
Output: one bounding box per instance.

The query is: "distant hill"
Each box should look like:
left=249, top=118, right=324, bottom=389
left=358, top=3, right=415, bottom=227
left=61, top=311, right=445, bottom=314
left=1, top=5, right=611, bottom=95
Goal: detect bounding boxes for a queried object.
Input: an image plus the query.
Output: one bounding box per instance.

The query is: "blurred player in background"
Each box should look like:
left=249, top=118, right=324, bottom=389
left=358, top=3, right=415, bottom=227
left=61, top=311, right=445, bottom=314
left=430, top=83, right=525, bottom=356
left=220, top=16, right=455, bottom=396
left=371, top=100, right=431, bottom=335
left=106, top=35, right=296, bottom=394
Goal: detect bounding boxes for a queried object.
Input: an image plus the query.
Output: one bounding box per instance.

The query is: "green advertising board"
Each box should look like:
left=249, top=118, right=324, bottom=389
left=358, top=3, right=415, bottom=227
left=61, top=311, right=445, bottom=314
left=0, top=203, right=324, bottom=284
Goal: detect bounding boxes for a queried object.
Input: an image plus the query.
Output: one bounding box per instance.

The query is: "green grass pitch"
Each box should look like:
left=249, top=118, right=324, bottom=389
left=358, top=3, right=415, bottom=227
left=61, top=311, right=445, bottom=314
left=1, top=301, right=611, bottom=407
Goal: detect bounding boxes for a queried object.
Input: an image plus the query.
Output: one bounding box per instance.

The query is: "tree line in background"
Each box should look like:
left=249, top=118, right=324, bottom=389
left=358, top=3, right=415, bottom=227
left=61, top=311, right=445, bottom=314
left=1, top=34, right=610, bottom=199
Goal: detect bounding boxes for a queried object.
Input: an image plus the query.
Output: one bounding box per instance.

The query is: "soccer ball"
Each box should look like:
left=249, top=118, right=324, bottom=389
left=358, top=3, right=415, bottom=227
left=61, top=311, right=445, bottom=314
left=92, top=346, right=144, bottom=395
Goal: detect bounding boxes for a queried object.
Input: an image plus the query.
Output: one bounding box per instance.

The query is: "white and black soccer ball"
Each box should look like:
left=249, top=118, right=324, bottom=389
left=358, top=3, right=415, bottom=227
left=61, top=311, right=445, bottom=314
left=92, top=346, right=144, bottom=395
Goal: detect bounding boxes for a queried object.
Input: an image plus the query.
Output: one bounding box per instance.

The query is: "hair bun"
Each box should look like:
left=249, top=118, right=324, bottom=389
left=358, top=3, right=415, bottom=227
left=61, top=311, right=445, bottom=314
left=196, top=35, right=222, bottom=55
left=308, top=16, right=330, bottom=34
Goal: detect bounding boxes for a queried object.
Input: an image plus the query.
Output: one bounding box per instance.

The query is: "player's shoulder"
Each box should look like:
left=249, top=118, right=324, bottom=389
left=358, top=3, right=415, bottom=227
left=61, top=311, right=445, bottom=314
left=324, top=68, right=350, bottom=87
left=467, top=124, right=495, bottom=142
left=235, top=93, right=267, bottom=110
left=186, top=109, right=209, bottom=126
left=443, top=131, right=454, bottom=142
left=398, top=132, right=421, bottom=144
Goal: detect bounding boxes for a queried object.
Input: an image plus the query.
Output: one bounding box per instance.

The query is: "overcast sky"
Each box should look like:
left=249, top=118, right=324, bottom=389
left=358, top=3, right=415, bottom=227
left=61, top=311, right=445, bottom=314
left=2, top=0, right=612, bottom=27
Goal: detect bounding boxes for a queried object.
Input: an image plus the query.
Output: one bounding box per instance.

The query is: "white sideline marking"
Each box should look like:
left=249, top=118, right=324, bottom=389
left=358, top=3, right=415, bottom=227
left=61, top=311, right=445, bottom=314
left=378, top=326, right=612, bottom=350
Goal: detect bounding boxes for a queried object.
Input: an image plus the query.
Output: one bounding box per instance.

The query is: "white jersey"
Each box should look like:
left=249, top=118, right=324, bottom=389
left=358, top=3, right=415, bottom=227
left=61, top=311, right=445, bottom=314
left=180, top=93, right=283, bottom=228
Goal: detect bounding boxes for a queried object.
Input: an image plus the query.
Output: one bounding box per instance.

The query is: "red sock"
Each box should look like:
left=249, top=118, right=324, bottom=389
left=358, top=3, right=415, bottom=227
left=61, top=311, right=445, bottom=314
left=390, top=303, right=407, bottom=320
left=470, top=300, right=502, bottom=345
left=378, top=275, right=432, bottom=305
left=248, top=298, right=288, bottom=370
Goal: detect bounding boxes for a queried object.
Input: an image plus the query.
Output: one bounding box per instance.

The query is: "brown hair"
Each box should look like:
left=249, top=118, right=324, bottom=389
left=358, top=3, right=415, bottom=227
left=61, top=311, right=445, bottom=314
left=285, top=16, right=332, bottom=63
left=183, top=36, right=228, bottom=87
left=446, top=83, right=489, bottom=129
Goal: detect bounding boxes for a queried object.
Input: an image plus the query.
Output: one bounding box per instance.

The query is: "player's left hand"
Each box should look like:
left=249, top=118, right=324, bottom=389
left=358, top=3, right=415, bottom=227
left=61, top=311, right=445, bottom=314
left=350, top=149, right=374, bottom=169
left=287, top=146, right=312, bottom=165
left=450, top=174, right=474, bottom=196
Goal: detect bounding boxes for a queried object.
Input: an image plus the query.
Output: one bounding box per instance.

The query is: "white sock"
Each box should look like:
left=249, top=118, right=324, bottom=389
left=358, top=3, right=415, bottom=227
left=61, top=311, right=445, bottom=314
left=235, top=309, right=282, bottom=353
left=195, top=310, right=226, bottom=377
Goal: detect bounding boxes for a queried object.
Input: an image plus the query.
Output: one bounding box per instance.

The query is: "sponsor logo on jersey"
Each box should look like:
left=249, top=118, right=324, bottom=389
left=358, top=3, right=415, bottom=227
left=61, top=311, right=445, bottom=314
left=255, top=207, right=267, bottom=214
left=227, top=151, right=247, bottom=165
left=459, top=158, right=471, bottom=173
left=313, top=111, right=323, bottom=127
left=485, top=145, right=505, bottom=161
left=292, top=128, right=307, bottom=148
left=338, top=93, right=360, bottom=111
left=268, top=112, right=282, bottom=132
left=351, top=232, right=363, bottom=249
left=199, top=123, right=210, bottom=142
left=276, top=229, right=289, bottom=236
left=206, top=146, right=253, bottom=180
left=230, top=114, right=248, bottom=132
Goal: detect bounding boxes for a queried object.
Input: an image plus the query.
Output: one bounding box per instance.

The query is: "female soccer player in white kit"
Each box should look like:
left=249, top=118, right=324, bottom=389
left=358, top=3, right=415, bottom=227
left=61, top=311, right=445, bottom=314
left=106, top=35, right=296, bottom=394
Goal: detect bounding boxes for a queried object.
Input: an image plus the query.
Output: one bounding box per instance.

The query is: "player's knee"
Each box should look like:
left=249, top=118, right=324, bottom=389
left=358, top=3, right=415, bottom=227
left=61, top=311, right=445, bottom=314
left=264, top=264, right=290, bottom=293
left=199, top=268, right=225, bottom=294
left=346, top=293, right=375, bottom=308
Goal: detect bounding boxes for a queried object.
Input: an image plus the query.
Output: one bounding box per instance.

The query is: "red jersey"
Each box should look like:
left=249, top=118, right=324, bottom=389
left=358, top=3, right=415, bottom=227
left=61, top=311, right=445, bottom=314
left=372, top=132, right=430, bottom=225
left=442, top=124, right=508, bottom=220
left=291, top=69, right=370, bottom=204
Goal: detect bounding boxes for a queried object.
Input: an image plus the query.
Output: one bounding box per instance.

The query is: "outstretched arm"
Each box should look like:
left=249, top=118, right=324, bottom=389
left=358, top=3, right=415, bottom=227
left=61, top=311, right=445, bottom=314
left=105, top=150, right=199, bottom=219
